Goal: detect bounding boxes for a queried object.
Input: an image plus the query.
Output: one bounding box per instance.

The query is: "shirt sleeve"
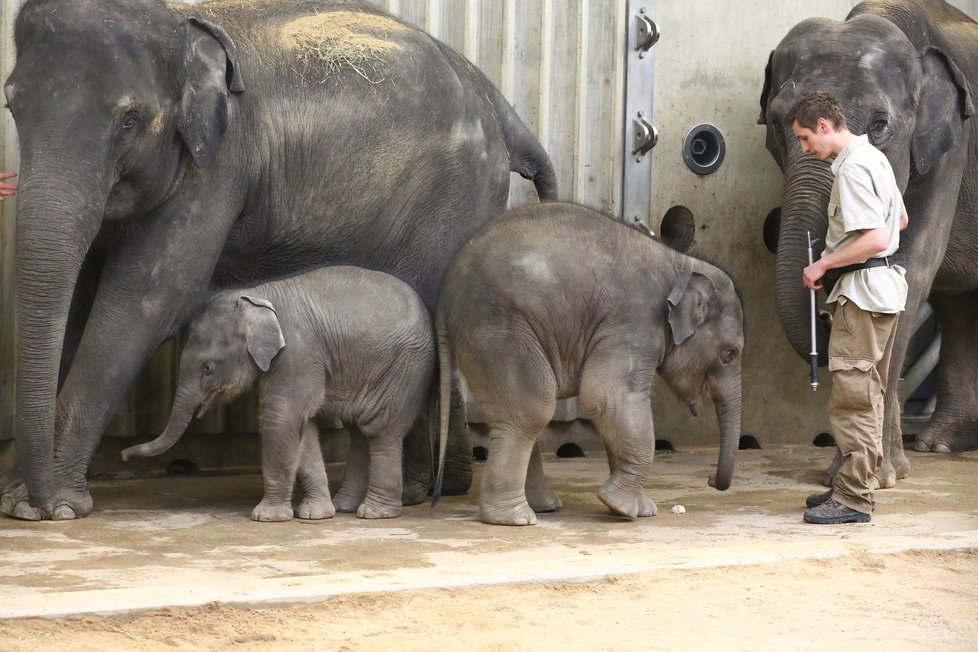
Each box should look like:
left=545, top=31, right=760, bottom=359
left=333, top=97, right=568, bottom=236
left=837, top=165, right=886, bottom=233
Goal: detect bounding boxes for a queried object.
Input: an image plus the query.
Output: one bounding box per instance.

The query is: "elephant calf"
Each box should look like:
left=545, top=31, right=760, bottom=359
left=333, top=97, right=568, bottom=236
left=123, top=266, right=435, bottom=522
left=434, top=203, right=744, bottom=526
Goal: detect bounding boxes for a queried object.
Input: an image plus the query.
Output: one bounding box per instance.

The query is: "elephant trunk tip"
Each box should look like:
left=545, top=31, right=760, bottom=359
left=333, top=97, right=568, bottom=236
left=120, top=443, right=156, bottom=462
left=708, top=471, right=731, bottom=491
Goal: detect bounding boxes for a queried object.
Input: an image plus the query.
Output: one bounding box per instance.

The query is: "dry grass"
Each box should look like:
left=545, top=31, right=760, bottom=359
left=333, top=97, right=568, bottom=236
left=282, top=11, right=406, bottom=84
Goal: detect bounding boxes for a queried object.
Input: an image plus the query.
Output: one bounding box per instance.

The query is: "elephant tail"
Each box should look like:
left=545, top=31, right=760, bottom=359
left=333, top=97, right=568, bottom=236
left=430, top=307, right=454, bottom=507
left=489, top=86, right=559, bottom=203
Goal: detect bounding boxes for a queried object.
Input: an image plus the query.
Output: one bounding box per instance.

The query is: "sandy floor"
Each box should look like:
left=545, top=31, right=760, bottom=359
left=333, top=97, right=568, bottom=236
left=2, top=549, right=976, bottom=650
left=1, top=447, right=977, bottom=650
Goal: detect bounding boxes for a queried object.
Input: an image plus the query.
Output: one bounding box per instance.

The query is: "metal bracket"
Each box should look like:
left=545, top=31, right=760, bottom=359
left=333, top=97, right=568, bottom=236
left=634, top=12, right=660, bottom=56
left=621, top=1, right=659, bottom=230
left=632, top=112, right=659, bottom=156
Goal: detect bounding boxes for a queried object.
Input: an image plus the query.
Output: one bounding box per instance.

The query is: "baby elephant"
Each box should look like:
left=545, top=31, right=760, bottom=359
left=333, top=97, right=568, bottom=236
left=435, top=202, right=744, bottom=525
left=123, top=266, right=434, bottom=522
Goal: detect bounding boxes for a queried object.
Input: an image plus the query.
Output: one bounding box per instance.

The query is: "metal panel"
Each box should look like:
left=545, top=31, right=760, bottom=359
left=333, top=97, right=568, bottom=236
left=375, top=0, right=627, bottom=213
left=621, top=0, right=658, bottom=230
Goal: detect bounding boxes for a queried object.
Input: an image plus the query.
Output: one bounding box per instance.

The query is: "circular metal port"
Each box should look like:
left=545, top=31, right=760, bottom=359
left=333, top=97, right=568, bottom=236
left=683, top=123, right=726, bottom=175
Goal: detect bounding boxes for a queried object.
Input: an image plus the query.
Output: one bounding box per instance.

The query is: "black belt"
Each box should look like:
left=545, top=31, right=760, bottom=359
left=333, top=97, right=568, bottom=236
left=833, top=254, right=905, bottom=276
left=822, top=254, right=905, bottom=295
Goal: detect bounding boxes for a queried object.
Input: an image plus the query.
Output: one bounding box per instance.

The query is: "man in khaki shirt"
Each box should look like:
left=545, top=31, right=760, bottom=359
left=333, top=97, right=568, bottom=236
left=788, top=91, right=908, bottom=524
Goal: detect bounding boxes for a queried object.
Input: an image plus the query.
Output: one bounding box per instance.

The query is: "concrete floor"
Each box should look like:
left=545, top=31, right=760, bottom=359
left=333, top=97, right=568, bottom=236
left=1, top=445, right=976, bottom=619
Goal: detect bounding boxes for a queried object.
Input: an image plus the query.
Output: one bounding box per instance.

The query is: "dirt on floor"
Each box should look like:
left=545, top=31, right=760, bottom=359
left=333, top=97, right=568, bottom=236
left=1, top=446, right=977, bottom=650
left=2, top=548, right=977, bottom=651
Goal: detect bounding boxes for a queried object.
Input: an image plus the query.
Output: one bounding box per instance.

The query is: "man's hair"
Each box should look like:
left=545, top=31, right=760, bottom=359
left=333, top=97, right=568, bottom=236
left=787, top=91, right=847, bottom=131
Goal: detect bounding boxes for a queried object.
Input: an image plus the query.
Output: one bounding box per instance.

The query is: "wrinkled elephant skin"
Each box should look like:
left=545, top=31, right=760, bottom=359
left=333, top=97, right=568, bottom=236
left=759, top=0, right=978, bottom=488
left=435, top=203, right=744, bottom=526
left=3, top=0, right=557, bottom=520
left=121, top=266, right=435, bottom=522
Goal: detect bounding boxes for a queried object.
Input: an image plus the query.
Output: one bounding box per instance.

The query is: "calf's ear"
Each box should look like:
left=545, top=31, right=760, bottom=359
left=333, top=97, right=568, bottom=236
left=667, top=271, right=714, bottom=346
left=240, top=296, right=286, bottom=372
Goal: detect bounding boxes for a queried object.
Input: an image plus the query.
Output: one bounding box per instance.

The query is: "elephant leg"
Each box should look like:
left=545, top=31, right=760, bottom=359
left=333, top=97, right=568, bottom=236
left=479, top=423, right=541, bottom=526
left=252, top=397, right=306, bottom=522
left=333, top=427, right=370, bottom=513
left=822, top=449, right=842, bottom=488
left=525, top=442, right=562, bottom=513
left=294, top=422, right=335, bottom=520
left=914, top=292, right=978, bottom=453
left=470, top=348, right=556, bottom=526
left=402, top=368, right=471, bottom=504
left=580, top=357, right=656, bottom=519
left=20, top=204, right=239, bottom=520
left=356, top=420, right=409, bottom=520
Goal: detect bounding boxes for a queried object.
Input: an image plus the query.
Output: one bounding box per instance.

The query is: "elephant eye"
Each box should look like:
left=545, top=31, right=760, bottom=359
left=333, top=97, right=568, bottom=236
left=721, top=348, right=738, bottom=364
left=868, top=112, right=891, bottom=143
left=202, top=361, right=216, bottom=376
left=122, top=111, right=141, bottom=130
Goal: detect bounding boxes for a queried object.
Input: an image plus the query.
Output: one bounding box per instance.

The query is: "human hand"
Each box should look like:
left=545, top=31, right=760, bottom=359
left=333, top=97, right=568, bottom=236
left=803, top=260, right=825, bottom=291
left=0, top=172, right=17, bottom=201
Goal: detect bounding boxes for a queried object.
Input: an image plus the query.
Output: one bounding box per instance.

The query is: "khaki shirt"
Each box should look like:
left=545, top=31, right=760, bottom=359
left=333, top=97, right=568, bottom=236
left=824, top=135, right=908, bottom=313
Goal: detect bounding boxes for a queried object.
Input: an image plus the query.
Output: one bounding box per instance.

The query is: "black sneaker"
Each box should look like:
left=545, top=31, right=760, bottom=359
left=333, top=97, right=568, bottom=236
left=805, top=490, right=832, bottom=508
left=803, top=498, right=871, bottom=524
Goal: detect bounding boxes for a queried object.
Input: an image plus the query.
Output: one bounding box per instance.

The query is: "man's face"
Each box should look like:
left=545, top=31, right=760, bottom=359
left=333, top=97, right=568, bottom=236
left=792, top=118, right=834, bottom=161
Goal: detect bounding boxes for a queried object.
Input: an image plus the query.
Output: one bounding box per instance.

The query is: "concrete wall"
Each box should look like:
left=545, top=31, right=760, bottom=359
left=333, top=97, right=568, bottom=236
left=1, top=1, right=977, bottom=468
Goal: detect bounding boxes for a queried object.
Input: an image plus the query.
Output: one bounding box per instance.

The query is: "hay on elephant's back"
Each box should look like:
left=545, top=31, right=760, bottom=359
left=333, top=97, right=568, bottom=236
left=283, top=11, right=406, bottom=84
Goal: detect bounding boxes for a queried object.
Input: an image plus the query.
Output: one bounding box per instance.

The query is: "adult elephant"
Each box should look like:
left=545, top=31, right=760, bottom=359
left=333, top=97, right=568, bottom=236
left=758, top=0, right=978, bottom=489
left=1, top=0, right=557, bottom=520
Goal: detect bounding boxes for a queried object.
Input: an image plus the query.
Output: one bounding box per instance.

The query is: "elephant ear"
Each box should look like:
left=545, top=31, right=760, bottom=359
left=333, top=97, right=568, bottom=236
left=240, top=296, right=286, bottom=372
left=912, top=46, right=975, bottom=175
left=757, top=50, right=774, bottom=126
left=667, top=270, right=714, bottom=346
left=177, top=18, right=246, bottom=168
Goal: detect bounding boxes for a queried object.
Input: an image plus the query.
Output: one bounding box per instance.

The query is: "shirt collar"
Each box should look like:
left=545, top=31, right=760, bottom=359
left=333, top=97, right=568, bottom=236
left=831, top=133, right=868, bottom=175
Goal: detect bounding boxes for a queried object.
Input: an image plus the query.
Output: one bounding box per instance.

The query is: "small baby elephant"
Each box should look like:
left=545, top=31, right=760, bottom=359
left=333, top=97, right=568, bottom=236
left=123, top=266, right=435, bottom=522
left=435, top=202, right=744, bottom=525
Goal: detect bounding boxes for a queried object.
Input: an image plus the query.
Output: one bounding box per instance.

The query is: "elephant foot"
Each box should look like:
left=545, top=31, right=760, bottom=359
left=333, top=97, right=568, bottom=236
left=356, top=496, right=402, bottom=519
left=597, top=481, right=656, bottom=519
left=438, top=467, right=473, bottom=497
left=874, top=462, right=896, bottom=490
left=914, top=421, right=978, bottom=453
left=527, top=487, right=562, bottom=513
left=251, top=498, right=294, bottom=522
left=0, top=478, right=92, bottom=521
left=914, top=436, right=977, bottom=453
left=480, top=496, right=537, bottom=526
left=891, top=446, right=910, bottom=480
left=332, top=488, right=366, bottom=513
left=400, top=479, right=427, bottom=506
left=821, top=448, right=843, bottom=488
left=296, top=495, right=336, bottom=520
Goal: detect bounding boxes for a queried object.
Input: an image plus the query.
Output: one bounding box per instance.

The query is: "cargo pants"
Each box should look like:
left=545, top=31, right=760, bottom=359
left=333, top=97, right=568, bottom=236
left=827, top=298, right=899, bottom=514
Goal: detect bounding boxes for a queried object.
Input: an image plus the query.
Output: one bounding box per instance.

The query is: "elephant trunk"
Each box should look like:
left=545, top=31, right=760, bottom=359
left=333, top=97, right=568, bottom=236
left=14, top=162, right=106, bottom=511
left=775, top=150, right=835, bottom=365
left=121, top=384, right=201, bottom=462
left=709, top=369, right=742, bottom=491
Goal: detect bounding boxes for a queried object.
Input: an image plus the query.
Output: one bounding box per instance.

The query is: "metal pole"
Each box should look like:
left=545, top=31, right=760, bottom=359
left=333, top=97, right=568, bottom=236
left=807, top=231, right=819, bottom=391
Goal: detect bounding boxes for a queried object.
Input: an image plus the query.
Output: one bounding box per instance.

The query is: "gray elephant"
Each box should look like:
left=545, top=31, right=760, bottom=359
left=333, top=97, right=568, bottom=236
left=3, top=0, right=556, bottom=520
left=121, top=266, right=434, bottom=522
left=433, top=203, right=743, bottom=526
left=758, top=0, right=978, bottom=489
